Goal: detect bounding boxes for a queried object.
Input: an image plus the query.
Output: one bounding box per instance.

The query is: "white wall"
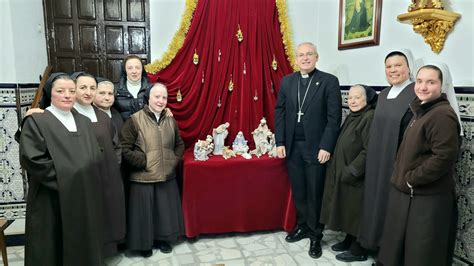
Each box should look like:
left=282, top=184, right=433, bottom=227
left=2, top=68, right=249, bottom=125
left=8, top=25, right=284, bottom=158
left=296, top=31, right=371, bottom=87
left=149, top=0, right=474, bottom=86
left=0, top=0, right=17, bottom=82
left=0, top=0, right=47, bottom=83
left=309, top=0, right=474, bottom=86
left=9, top=0, right=48, bottom=84
left=1, top=0, right=472, bottom=86
left=150, top=0, right=186, bottom=59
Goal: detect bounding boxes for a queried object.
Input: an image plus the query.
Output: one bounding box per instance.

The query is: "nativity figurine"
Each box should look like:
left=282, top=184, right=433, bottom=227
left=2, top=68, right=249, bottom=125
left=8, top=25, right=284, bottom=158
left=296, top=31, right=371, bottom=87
left=267, top=133, right=278, bottom=158
left=222, top=146, right=236, bottom=160
left=250, top=117, right=273, bottom=157
left=232, top=131, right=249, bottom=155
left=212, top=122, right=230, bottom=155
left=194, top=135, right=214, bottom=161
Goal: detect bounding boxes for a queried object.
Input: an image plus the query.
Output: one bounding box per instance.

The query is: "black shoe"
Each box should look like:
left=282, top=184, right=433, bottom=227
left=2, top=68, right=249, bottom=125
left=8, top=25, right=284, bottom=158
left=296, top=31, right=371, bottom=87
left=140, top=250, right=153, bottom=258
left=156, top=241, right=172, bottom=254
left=117, top=242, right=127, bottom=251
left=331, top=240, right=351, bottom=252
left=335, top=251, right=368, bottom=262
left=308, top=240, right=322, bottom=259
left=285, top=228, right=309, bottom=243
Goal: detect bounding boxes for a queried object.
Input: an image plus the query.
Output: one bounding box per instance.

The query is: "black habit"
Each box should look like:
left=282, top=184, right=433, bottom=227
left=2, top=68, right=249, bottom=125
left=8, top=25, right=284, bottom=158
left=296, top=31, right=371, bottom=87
left=19, top=111, right=103, bottom=266
left=357, top=83, right=416, bottom=250
left=275, top=69, right=342, bottom=238
left=320, top=107, right=374, bottom=236
left=110, top=106, right=125, bottom=136
left=90, top=107, right=126, bottom=257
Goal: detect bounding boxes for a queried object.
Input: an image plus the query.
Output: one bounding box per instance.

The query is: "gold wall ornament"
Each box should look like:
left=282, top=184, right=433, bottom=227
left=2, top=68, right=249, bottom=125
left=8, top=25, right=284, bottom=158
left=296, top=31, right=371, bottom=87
left=272, top=55, right=278, bottom=71
left=409, top=0, right=444, bottom=11
left=236, top=24, right=244, bottom=43
left=228, top=75, right=234, bottom=92
left=176, top=89, right=183, bottom=102
left=398, top=1, right=460, bottom=54
left=193, top=49, right=199, bottom=65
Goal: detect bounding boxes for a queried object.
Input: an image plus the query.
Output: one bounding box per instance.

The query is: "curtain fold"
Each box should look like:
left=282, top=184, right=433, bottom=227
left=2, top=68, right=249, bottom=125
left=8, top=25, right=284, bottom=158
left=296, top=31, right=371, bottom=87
left=148, top=0, right=295, bottom=148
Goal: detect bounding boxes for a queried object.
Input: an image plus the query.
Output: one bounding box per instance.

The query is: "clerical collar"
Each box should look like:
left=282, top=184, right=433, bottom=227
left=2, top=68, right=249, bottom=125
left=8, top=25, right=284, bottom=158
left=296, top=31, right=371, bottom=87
left=300, top=68, right=316, bottom=78
left=47, top=104, right=77, bottom=132
left=74, top=102, right=98, bottom=122
left=387, top=79, right=412, bottom=99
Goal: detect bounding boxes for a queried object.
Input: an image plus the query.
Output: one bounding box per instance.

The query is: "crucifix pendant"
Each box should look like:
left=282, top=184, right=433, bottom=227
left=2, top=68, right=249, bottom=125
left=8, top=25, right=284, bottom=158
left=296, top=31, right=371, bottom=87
left=297, top=111, right=304, bottom=123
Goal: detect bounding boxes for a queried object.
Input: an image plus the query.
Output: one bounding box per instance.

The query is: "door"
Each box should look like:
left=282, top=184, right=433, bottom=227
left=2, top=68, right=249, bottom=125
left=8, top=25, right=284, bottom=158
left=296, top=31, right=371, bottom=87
left=43, top=0, right=150, bottom=83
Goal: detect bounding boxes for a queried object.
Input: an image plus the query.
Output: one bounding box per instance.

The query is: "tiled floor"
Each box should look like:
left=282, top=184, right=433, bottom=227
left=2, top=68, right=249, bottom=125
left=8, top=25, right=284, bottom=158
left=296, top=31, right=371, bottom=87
left=3, top=219, right=374, bottom=265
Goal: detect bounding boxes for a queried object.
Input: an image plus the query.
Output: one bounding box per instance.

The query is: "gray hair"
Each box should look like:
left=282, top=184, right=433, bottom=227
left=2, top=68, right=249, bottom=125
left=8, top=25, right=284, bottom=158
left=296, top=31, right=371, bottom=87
left=349, top=85, right=367, bottom=100
left=296, top=42, right=318, bottom=54
left=97, top=80, right=114, bottom=88
left=149, top=82, right=168, bottom=97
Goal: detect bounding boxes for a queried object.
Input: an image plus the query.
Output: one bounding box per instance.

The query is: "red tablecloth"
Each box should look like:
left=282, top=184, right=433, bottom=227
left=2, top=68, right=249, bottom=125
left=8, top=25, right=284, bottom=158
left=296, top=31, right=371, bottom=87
left=182, top=150, right=296, bottom=237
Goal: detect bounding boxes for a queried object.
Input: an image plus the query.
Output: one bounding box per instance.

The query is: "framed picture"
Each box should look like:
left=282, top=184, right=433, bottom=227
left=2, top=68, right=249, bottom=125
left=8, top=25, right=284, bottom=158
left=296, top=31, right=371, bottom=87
left=338, top=0, right=382, bottom=50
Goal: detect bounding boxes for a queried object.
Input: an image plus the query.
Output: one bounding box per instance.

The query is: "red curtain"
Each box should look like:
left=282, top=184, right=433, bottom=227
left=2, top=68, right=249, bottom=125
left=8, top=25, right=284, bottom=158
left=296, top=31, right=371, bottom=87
left=148, top=0, right=294, bottom=148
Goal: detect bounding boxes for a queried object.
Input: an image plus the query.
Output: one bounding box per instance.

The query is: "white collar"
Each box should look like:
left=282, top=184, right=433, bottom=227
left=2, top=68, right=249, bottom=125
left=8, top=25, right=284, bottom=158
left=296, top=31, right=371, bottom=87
left=74, top=103, right=98, bottom=122
left=387, top=79, right=412, bottom=99
left=97, top=107, right=112, bottom=118
left=46, top=105, right=77, bottom=132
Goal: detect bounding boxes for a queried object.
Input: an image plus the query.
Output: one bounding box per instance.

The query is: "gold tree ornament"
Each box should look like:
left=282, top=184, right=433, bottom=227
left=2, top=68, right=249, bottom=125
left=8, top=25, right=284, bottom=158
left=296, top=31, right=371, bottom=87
left=398, top=0, right=460, bottom=54
left=177, top=89, right=183, bottom=102
left=193, top=49, right=199, bottom=65
left=272, top=55, right=278, bottom=71
left=228, top=75, right=234, bottom=92
left=236, top=24, right=244, bottom=43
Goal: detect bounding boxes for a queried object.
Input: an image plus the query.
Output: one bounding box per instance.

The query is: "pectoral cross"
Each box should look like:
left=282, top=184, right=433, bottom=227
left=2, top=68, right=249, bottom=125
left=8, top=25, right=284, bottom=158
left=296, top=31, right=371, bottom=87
left=297, top=111, right=304, bottom=123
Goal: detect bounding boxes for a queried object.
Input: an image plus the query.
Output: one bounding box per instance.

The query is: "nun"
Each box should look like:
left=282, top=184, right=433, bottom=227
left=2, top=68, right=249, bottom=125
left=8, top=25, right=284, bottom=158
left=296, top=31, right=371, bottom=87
left=320, top=84, right=377, bottom=262
left=120, top=83, right=185, bottom=257
left=379, top=62, right=462, bottom=265
left=113, top=54, right=152, bottom=120
left=94, top=77, right=125, bottom=134
left=19, top=73, right=103, bottom=265
left=71, top=72, right=126, bottom=258
left=358, top=49, right=418, bottom=251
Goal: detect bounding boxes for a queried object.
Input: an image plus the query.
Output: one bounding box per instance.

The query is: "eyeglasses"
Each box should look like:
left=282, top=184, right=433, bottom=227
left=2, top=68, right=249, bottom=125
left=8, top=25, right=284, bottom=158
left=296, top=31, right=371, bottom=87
left=296, top=52, right=316, bottom=58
